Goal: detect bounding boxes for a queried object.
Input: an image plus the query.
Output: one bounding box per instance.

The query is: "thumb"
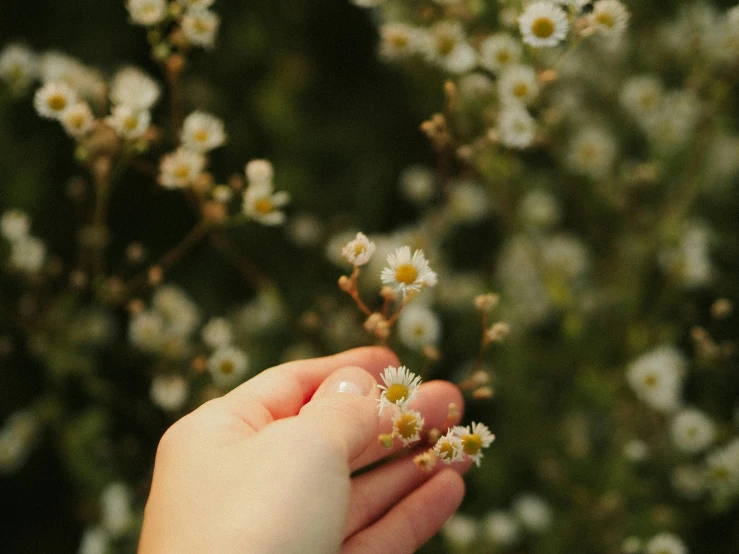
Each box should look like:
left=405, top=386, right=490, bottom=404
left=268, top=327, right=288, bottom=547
left=296, top=365, right=380, bottom=462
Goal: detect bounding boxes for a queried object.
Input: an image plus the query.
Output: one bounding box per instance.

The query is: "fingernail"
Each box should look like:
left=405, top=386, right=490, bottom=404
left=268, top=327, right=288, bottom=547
left=314, top=366, right=376, bottom=399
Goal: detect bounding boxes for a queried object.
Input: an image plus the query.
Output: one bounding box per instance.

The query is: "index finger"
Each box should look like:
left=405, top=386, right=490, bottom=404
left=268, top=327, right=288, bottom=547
left=220, top=346, right=399, bottom=427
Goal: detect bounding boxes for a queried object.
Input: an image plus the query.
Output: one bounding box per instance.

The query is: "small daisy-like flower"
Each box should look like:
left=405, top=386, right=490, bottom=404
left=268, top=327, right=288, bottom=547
left=512, top=494, right=552, bottom=533
left=341, top=232, right=376, bottom=266
left=242, top=183, right=290, bottom=226
left=181, top=111, right=226, bottom=153
left=620, top=75, right=663, bottom=119
left=434, top=432, right=465, bottom=464
left=181, top=9, right=220, bottom=48
left=158, top=148, right=206, bottom=189
left=626, top=345, right=686, bottom=413
left=208, top=346, right=249, bottom=387
left=9, top=236, right=46, bottom=273
left=0, top=44, right=38, bottom=92
left=109, top=66, right=160, bottom=112
left=452, top=421, right=495, bottom=466
left=380, top=246, right=438, bottom=298
left=498, top=104, right=536, bottom=149
left=567, top=127, right=617, bottom=179
left=645, top=532, right=688, bottom=554
left=1, top=209, right=30, bottom=243
left=397, top=304, right=441, bottom=350
left=479, top=33, right=522, bottom=73
left=589, top=0, right=630, bottom=37
left=201, top=317, right=233, bottom=349
left=378, top=365, right=422, bottom=415
left=519, top=1, right=570, bottom=48
left=150, top=374, right=188, bottom=412
left=60, top=102, right=95, bottom=138
left=245, top=159, right=274, bottom=185
left=106, top=105, right=151, bottom=140
left=126, top=0, right=168, bottom=26
left=670, top=408, right=716, bottom=454
left=392, top=409, right=425, bottom=446
left=422, top=22, right=477, bottom=74
left=379, top=23, right=420, bottom=60
left=33, top=82, right=77, bottom=119
left=498, top=65, right=539, bottom=105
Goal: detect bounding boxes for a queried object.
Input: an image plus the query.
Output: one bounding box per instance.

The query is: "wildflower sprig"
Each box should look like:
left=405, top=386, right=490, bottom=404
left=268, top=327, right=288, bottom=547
left=338, top=233, right=438, bottom=342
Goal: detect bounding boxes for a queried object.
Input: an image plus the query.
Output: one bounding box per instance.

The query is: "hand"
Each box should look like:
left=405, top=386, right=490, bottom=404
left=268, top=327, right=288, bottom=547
left=138, top=346, right=468, bottom=554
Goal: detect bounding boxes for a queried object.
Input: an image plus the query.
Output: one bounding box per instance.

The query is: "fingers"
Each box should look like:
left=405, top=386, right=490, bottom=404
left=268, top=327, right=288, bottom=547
left=221, top=346, right=399, bottom=426
left=350, top=380, right=463, bottom=471
left=342, top=470, right=466, bottom=554
left=344, top=450, right=471, bottom=539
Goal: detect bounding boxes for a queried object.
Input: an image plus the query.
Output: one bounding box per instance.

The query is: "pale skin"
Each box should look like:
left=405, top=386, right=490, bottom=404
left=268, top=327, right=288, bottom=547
left=138, top=346, right=469, bottom=554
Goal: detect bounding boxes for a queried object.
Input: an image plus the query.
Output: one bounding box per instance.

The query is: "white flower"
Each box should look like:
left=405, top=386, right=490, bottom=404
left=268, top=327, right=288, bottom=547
left=109, top=66, right=160, bottom=112
left=484, top=511, right=521, bottom=546
left=380, top=246, right=438, bottom=298
left=399, top=165, right=435, bottom=205
left=181, top=111, right=227, bottom=153
left=620, top=75, right=664, bottom=120
left=287, top=213, right=323, bottom=247
left=245, top=159, right=274, bottom=185
left=392, top=409, right=425, bottom=446
left=208, top=346, right=249, bottom=387
left=106, top=105, right=151, bottom=140
left=705, top=438, right=739, bottom=498
left=0, top=43, right=38, bottom=91
left=129, top=311, right=165, bottom=352
left=158, top=148, right=207, bottom=189
left=452, top=421, right=495, bottom=467
left=519, top=189, right=561, bottom=229
left=434, top=432, right=465, bottom=464
left=567, top=126, right=617, bottom=179
left=645, top=532, right=688, bottom=554
left=398, top=304, right=441, bottom=350
left=421, top=22, right=477, bottom=74
left=181, top=9, right=220, bottom=48
left=1, top=209, right=30, bottom=242
left=78, top=527, right=109, bottom=554
left=152, top=285, right=201, bottom=337
left=446, top=181, right=490, bottom=223
left=201, top=317, right=233, bottom=348
left=441, top=514, right=478, bottom=549
left=150, top=374, right=189, bottom=411
left=498, top=65, right=539, bottom=105
left=671, top=464, right=706, bottom=499
left=378, top=365, right=422, bottom=414
left=34, top=82, right=77, bottom=119
left=0, top=411, right=39, bottom=474
left=541, top=234, right=590, bottom=280
left=242, top=183, right=290, bottom=226
left=379, top=23, right=420, bottom=60
left=479, top=33, right=522, bottom=73
left=101, top=482, right=133, bottom=537
left=519, top=1, right=570, bottom=48
left=498, top=104, right=536, bottom=149
left=177, top=0, right=215, bottom=9
left=622, top=536, right=643, bottom=554
left=512, top=494, right=553, bottom=533
left=60, top=102, right=96, bottom=138
left=671, top=408, right=716, bottom=454
left=341, top=232, right=376, bottom=266
left=126, top=0, right=168, bottom=26
left=626, top=345, right=687, bottom=413
left=589, top=0, right=631, bottom=37
left=623, top=439, right=649, bottom=462
left=10, top=236, right=46, bottom=272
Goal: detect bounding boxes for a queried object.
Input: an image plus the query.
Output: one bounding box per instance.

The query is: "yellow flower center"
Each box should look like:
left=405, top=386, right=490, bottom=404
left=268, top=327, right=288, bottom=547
left=513, top=83, right=529, bottom=98
left=255, top=198, right=274, bottom=214
left=496, top=50, right=510, bottom=64
left=194, top=20, right=211, bottom=33
left=385, top=383, right=409, bottom=404
left=391, top=33, right=409, bottom=49
left=436, top=34, right=456, bottom=56
left=438, top=441, right=456, bottom=460
left=532, top=17, right=555, bottom=39
left=395, top=263, right=418, bottom=285
left=353, top=244, right=366, bottom=257
left=174, top=165, right=190, bottom=179
left=124, top=116, right=139, bottom=131
left=195, top=129, right=209, bottom=142
left=69, top=113, right=85, bottom=128
left=712, top=466, right=730, bottom=482
left=644, top=374, right=658, bottom=387
left=395, top=412, right=421, bottom=439
left=596, top=12, right=615, bottom=28
left=48, top=94, right=67, bottom=111
left=462, top=434, right=482, bottom=456
left=220, top=359, right=234, bottom=374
